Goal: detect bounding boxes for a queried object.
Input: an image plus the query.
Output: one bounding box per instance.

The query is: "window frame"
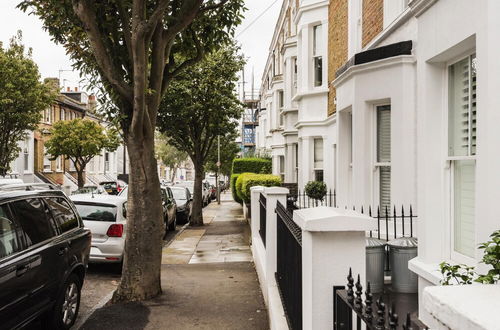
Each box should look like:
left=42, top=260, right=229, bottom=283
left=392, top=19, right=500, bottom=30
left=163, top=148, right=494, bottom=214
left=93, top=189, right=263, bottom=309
left=312, top=24, right=323, bottom=87
left=373, top=104, right=392, bottom=211
left=446, top=53, right=478, bottom=263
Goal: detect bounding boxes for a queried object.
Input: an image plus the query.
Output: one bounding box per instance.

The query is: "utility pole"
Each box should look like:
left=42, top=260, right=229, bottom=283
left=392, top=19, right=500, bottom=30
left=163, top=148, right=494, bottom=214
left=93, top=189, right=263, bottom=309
left=216, top=135, right=221, bottom=204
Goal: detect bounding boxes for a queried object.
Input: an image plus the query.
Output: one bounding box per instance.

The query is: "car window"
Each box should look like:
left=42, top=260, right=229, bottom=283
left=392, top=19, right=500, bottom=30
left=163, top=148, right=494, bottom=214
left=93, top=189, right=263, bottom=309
left=0, top=205, right=20, bottom=260
left=74, top=203, right=117, bottom=222
left=160, top=188, right=168, bottom=201
left=171, top=189, right=187, bottom=200
left=11, top=198, right=57, bottom=246
left=167, top=188, right=173, bottom=199
left=123, top=202, right=127, bottom=219
left=46, top=197, right=79, bottom=233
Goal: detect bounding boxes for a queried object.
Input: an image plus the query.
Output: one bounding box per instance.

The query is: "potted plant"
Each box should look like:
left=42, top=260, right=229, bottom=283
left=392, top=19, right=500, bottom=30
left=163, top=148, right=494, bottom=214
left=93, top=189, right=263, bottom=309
left=304, top=181, right=327, bottom=206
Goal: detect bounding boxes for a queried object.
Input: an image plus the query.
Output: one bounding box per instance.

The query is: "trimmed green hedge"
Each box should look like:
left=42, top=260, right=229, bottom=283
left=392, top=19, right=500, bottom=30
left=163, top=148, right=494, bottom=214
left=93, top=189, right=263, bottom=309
left=232, top=158, right=272, bottom=174
left=237, top=173, right=282, bottom=204
left=231, top=174, right=242, bottom=204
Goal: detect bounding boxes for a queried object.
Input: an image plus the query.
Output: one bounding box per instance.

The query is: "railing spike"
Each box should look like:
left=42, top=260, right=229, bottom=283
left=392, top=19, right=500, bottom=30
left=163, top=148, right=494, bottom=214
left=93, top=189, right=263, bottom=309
left=402, top=313, right=413, bottom=330
left=361, top=205, right=364, bottom=214
left=389, top=302, right=398, bottom=329
left=376, top=298, right=386, bottom=329
left=365, top=282, right=373, bottom=323
left=347, top=268, right=354, bottom=303
left=354, top=274, right=363, bottom=310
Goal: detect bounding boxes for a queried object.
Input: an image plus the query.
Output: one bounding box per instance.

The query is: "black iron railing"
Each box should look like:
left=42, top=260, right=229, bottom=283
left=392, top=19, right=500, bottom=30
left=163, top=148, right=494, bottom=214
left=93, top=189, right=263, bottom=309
left=275, top=201, right=302, bottom=330
left=259, top=193, right=267, bottom=247
left=334, top=269, right=425, bottom=330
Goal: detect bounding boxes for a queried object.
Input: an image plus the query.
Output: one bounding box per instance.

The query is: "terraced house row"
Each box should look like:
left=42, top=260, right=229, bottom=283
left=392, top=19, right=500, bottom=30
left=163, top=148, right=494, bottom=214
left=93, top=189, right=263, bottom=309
left=256, top=0, right=500, bottom=327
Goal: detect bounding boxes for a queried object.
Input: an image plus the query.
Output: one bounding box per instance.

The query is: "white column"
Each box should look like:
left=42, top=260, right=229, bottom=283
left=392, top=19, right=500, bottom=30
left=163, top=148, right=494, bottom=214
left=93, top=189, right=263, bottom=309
left=293, top=207, right=377, bottom=330
left=285, top=143, right=295, bottom=183
left=264, top=187, right=289, bottom=283
left=250, top=186, right=267, bottom=303
left=299, top=136, right=312, bottom=189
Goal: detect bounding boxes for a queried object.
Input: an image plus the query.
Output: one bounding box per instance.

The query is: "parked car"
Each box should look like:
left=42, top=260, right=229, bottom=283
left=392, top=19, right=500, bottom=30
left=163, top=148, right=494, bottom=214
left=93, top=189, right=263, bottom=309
left=177, top=180, right=210, bottom=206
left=0, top=184, right=91, bottom=329
left=72, top=185, right=108, bottom=196
left=70, top=194, right=127, bottom=264
left=170, top=186, right=192, bottom=224
left=119, top=185, right=177, bottom=235
left=99, top=180, right=127, bottom=195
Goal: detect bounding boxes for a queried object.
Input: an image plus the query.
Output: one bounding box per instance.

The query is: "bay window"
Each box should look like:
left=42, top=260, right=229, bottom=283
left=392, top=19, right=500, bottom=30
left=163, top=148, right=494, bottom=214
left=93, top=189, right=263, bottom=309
left=448, top=54, right=477, bottom=258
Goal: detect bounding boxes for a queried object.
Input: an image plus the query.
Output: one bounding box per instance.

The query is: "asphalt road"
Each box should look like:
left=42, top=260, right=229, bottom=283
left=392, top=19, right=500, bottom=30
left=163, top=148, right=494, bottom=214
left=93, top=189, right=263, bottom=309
left=24, top=225, right=182, bottom=330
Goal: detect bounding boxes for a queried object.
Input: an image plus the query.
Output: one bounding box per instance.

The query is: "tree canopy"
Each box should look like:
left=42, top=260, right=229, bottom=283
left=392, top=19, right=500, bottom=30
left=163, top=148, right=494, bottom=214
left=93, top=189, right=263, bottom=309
left=158, top=43, right=244, bottom=226
left=45, top=118, right=120, bottom=188
left=205, top=133, right=240, bottom=178
left=0, top=31, right=54, bottom=176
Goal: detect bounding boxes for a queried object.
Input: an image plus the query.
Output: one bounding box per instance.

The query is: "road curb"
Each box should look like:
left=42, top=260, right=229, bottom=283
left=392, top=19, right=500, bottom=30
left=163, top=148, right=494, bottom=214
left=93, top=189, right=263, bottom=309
left=74, top=290, right=114, bottom=330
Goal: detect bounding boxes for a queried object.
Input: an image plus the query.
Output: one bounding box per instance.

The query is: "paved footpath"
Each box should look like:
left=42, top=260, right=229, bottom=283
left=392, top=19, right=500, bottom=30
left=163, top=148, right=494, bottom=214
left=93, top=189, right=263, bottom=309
left=82, top=193, right=269, bottom=330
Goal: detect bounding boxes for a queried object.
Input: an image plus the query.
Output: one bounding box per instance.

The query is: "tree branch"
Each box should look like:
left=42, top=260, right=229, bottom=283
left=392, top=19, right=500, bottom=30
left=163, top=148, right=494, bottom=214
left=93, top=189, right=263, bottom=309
left=200, top=0, right=229, bottom=12
left=72, top=0, right=132, bottom=104
left=161, top=29, right=204, bottom=94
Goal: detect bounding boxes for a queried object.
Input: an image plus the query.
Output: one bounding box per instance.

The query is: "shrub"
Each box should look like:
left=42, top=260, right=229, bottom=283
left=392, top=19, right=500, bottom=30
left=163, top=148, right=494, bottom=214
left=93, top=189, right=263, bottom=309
left=305, top=181, right=327, bottom=201
left=440, top=229, right=500, bottom=285
left=235, top=173, right=252, bottom=203
left=232, top=158, right=272, bottom=174
left=231, top=174, right=242, bottom=204
left=238, top=173, right=282, bottom=204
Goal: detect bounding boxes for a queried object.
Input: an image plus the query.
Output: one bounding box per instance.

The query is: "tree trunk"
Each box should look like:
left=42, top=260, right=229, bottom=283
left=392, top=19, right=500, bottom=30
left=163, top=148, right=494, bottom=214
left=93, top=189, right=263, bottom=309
left=190, top=157, right=204, bottom=226
left=113, top=135, right=164, bottom=302
left=76, top=169, right=85, bottom=189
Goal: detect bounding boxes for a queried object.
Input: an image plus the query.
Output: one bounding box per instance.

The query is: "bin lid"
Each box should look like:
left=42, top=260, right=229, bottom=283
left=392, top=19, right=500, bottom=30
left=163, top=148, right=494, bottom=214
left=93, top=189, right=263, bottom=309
left=387, top=237, right=417, bottom=248
left=366, top=237, right=386, bottom=248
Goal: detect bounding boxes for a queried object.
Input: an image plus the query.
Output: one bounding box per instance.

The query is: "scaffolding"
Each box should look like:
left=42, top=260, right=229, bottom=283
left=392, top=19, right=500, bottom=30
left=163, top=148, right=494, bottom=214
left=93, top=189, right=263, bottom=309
left=241, top=98, right=259, bottom=156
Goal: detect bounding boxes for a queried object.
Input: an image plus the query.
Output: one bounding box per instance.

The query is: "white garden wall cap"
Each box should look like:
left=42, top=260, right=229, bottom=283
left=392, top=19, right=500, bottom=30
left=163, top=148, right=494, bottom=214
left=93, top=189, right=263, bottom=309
left=408, top=258, right=442, bottom=285
left=293, top=207, right=378, bottom=232
left=250, top=186, right=265, bottom=192
left=263, top=186, right=289, bottom=195
left=423, top=285, right=500, bottom=330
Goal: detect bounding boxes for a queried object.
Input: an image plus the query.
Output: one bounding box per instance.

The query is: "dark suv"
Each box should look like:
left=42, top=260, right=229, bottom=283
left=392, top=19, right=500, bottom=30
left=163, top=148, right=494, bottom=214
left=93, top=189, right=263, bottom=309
left=0, top=184, right=91, bottom=329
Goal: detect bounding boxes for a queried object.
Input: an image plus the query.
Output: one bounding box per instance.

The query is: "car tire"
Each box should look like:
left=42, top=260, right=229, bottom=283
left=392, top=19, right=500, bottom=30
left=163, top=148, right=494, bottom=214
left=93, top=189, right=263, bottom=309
left=43, top=274, right=81, bottom=330
left=168, top=215, right=177, bottom=231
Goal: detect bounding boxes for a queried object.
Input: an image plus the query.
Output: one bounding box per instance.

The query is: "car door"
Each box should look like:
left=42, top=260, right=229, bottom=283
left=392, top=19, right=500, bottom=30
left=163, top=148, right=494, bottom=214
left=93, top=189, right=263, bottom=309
left=0, top=203, right=34, bottom=329
left=9, top=198, right=65, bottom=316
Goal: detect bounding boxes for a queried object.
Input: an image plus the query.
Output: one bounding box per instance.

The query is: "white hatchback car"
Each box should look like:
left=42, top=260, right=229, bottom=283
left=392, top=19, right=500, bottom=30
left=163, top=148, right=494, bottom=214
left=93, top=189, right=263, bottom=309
left=70, top=194, right=127, bottom=263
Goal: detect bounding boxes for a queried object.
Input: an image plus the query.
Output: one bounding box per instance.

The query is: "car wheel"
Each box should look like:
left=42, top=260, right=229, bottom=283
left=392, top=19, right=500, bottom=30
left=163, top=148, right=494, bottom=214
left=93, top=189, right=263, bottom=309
left=168, top=215, right=177, bottom=231
left=43, top=274, right=81, bottom=330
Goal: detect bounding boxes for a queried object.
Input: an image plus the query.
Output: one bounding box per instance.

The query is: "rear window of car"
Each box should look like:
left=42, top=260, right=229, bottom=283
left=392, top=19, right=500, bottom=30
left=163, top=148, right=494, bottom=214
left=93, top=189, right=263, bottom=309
left=74, top=203, right=117, bottom=222
left=46, top=197, right=79, bottom=233
left=171, top=188, right=187, bottom=200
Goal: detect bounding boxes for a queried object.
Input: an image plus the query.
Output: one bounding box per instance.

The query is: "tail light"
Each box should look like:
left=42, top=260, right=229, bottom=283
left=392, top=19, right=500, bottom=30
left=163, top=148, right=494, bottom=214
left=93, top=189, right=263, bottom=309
left=106, top=224, right=124, bottom=237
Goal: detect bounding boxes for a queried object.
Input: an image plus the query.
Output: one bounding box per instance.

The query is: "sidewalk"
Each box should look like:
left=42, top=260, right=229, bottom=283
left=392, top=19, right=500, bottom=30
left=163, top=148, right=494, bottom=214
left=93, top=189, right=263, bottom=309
left=81, top=193, right=268, bottom=330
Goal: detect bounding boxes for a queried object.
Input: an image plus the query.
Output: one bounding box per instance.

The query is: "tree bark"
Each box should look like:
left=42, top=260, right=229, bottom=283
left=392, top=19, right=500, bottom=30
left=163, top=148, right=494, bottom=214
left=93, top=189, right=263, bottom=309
left=76, top=168, right=85, bottom=189
left=112, top=134, right=164, bottom=302
left=190, top=156, right=204, bottom=226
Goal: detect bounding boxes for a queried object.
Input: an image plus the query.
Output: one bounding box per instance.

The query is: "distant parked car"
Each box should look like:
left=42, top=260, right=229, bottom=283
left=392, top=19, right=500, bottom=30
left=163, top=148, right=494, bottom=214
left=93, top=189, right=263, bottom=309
left=99, top=180, right=127, bottom=195
left=119, top=185, right=177, bottom=235
left=72, top=185, right=107, bottom=196
left=0, top=185, right=91, bottom=329
left=70, top=194, right=127, bottom=265
left=177, top=180, right=210, bottom=206
left=170, top=186, right=192, bottom=224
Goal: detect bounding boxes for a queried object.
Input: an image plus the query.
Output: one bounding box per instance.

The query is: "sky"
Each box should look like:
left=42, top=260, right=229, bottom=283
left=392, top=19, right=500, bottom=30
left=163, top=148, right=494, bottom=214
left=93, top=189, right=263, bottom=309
left=0, top=0, right=281, bottom=95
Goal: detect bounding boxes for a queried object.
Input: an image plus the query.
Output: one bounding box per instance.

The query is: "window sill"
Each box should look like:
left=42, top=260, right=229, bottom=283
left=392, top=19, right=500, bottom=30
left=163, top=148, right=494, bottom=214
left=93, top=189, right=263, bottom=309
left=43, top=170, right=53, bottom=173
left=408, top=257, right=442, bottom=286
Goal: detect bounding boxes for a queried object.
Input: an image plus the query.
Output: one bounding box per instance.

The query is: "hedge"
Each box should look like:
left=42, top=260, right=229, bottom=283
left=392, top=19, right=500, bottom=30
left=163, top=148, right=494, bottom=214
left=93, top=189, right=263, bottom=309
left=237, top=173, right=282, bottom=204
left=232, top=158, right=272, bottom=174
left=231, top=174, right=242, bottom=204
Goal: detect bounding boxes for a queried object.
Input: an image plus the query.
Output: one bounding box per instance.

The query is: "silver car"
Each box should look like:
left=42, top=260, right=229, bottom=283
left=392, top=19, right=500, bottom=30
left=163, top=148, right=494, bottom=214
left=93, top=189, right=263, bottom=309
left=70, top=194, right=127, bottom=264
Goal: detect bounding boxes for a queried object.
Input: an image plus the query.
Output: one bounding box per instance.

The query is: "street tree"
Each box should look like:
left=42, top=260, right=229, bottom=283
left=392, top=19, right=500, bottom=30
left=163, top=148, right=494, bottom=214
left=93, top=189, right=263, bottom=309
left=156, top=134, right=189, bottom=183
left=45, top=118, right=120, bottom=188
left=158, top=44, right=244, bottom=226
left=205, top=133, right=240, bottom=179
left=18, top=0, right=245, bottom=301
left=0, top=32, right=54, bottom=176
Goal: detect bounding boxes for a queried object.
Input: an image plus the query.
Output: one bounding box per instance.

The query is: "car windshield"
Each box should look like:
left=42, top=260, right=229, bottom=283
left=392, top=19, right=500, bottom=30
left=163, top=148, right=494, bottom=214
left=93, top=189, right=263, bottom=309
left=100, top=182, right=117, bottom=189
left=171, top=188, right=187, bottom=200
left=74, top=203, right=117, bottom=222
